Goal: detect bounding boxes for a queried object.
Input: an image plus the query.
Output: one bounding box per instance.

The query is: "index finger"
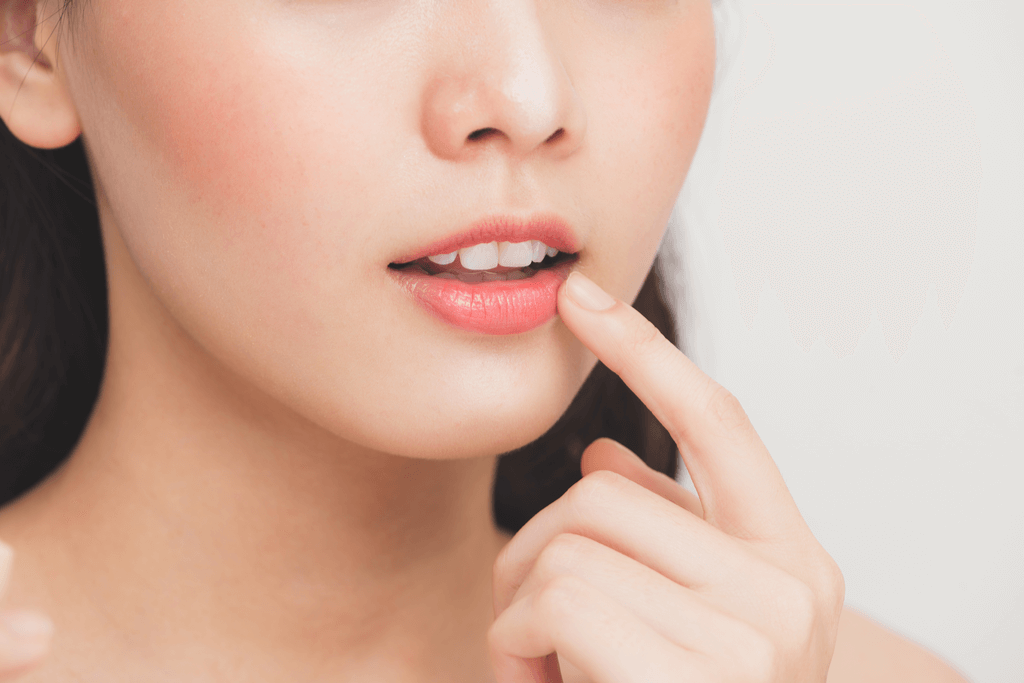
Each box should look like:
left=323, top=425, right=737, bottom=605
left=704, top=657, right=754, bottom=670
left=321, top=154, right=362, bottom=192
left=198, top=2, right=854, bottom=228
left=557, top=271, right=806, bottom=541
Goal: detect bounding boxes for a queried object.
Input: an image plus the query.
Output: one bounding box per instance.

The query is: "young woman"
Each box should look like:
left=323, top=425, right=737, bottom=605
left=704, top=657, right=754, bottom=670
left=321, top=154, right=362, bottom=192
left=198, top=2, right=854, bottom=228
left=0, top=0, right=970, bottom=680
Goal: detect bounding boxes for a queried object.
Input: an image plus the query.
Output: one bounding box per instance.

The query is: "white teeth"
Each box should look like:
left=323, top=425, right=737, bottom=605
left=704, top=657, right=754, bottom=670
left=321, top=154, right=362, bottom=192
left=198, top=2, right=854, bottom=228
left=427, top=240, right=563, bottom=272
left=498, top=241, right=535, bottom=268
left=427, top=251, right=458, bottom=266
left=531, top=240, right=546, bottom=263
left=459, top=242, right=500, bottom=270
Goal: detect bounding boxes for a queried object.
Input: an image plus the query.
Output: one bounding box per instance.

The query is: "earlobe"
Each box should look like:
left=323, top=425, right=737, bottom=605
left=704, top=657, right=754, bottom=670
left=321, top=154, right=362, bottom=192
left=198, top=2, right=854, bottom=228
left=0, top=0, right=81, bottom=149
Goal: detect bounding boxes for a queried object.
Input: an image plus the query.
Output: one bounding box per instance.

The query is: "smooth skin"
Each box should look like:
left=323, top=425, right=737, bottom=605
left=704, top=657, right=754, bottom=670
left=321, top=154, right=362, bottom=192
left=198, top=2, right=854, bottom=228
left=0, top=0, right=970, bottom=681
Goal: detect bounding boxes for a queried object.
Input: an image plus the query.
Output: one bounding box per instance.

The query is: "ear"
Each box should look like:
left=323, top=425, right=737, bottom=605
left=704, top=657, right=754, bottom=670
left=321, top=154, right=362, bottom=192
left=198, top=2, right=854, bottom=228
left=0, top=0, right=81, bottom=149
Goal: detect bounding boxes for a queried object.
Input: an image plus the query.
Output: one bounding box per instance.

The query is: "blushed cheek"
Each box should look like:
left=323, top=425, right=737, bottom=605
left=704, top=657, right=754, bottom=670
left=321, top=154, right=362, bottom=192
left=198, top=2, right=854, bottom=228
left=95, top=1, right=305, bottom=221
left=156, top=78, right=298, bottom=217
left=76, top=0, right=341, bottom=344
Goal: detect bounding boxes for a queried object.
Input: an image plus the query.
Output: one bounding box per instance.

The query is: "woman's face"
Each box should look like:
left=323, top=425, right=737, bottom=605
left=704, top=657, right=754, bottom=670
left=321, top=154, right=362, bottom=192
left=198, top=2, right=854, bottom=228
left=58, top=0, right=715, bottom=459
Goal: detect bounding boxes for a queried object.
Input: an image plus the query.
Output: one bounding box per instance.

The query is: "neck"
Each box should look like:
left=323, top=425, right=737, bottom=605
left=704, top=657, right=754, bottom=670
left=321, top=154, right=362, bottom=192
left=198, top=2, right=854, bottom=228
left=18, top=218, right=512, bottom=681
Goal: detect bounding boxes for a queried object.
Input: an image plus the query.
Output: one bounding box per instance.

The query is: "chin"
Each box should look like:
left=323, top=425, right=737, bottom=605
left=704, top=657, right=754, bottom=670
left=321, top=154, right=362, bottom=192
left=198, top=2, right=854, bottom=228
left=306, top=329, right=595, bottom=462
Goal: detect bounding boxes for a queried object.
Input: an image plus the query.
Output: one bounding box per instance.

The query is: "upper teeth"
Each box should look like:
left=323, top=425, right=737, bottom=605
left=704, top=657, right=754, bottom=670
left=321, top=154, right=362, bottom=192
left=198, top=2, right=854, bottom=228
left=427, top=241, right=559, bottom=270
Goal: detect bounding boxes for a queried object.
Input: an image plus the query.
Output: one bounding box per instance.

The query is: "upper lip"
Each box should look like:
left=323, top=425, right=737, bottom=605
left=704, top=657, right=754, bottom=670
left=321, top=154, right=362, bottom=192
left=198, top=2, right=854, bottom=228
left=390, top=213, right=581, bottom=265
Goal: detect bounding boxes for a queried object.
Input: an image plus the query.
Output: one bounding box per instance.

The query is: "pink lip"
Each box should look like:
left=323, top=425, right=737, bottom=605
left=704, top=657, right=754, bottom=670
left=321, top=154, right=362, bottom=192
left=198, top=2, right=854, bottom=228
left=389, top=261, right=575, bottom=335
left=390, top=213, right=581, bottom=265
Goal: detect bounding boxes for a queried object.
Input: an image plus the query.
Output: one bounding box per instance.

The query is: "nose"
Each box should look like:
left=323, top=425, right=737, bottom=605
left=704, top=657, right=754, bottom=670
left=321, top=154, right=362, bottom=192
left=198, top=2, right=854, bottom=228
left=420, top=0, right=586, bottom=161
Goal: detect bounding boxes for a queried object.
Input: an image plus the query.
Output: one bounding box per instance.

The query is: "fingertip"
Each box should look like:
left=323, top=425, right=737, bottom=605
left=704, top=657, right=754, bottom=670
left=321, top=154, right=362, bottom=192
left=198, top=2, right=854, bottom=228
left=0, top=609, right=53, bottom=670
left=0, top=611, right=53, bottom=641
left=580, top=439, right=705, bottom=516
left=562, top=272, right=616, bottom=313
left=580, top=438, right=644, bottom=479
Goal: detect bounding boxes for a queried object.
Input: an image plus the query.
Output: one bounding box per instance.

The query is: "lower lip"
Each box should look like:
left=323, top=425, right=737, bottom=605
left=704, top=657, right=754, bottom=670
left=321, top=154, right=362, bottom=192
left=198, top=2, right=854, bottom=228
left=389, top=261, right=574, bottom=335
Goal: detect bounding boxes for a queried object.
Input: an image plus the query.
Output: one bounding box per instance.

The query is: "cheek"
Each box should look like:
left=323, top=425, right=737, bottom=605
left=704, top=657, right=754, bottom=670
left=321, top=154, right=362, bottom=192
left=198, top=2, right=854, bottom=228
left=579, top=6, right=715, bottom=296
left=92, top=0, right=310, bottom=221
left=626, top=8, right=716, bottom=201
left=156, top=80, right=298, bottom=219
left=82, top=0, right=367, bottom=328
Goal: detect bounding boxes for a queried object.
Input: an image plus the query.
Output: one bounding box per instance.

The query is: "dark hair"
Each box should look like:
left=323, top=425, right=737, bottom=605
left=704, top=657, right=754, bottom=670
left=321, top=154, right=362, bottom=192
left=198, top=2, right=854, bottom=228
left=0, top=9, right=679, bottom=535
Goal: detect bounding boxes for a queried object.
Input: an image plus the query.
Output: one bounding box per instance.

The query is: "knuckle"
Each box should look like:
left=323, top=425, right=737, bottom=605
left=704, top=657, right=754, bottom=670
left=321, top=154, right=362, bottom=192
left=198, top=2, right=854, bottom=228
left=822, top=555, right=847, bottom=614
left=624, top=317, right=665, bottom=357
left=620, top=320, right=675, bottom=376
left=486, top=616, right=514, bottom=657
left=701, top=381, right=753, bottom=437
left=803, top=550, right=846, bottom=619
left=485, top=619, right=503, bottom=650
left=775, top=577, right=818, bottom=654
left=791, top=577, right=818, bottom=622
left=568, top=469, right=627, bottom=514
left=492, top=542, right=513, bottom=587
left=534, top=533, right=588, bottom=579
left=536, top=575, right=588, bottom=620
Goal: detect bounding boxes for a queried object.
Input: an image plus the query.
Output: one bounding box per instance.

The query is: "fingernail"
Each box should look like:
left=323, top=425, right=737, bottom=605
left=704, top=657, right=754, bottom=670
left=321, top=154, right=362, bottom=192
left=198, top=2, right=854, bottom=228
left=1, top=610, right=54, bottom=640
left=565, top=272, right=616, bottom=312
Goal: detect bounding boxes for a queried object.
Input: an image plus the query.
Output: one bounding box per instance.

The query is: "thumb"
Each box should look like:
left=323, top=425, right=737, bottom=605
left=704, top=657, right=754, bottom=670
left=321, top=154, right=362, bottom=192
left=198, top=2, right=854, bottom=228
left=580, top=438, right=703, bottom=518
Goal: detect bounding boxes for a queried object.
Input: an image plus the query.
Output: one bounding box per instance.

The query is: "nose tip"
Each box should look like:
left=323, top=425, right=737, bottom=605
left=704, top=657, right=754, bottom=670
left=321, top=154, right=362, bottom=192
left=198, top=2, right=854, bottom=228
left=420, top=22, right=586, bottom=162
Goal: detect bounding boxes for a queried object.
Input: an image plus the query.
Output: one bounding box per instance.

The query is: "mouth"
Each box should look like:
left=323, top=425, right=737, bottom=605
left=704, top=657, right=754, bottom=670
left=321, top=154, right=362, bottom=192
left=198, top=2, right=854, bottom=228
left=387, top=216, right=581, bottom=336
left=388, top=239, right=578, bottom=283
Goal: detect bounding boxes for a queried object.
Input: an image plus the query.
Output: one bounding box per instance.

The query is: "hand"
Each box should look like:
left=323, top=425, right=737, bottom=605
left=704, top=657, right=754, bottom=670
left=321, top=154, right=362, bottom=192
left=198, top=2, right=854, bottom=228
left=0, top=543, right=53, bottom=680
left=489, top=272, right=845, bottom=683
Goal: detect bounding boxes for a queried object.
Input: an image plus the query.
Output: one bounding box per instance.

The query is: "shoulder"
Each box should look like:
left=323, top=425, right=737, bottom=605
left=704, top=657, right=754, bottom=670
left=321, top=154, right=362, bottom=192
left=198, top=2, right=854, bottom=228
left=828, top=607, right=971, bottom=683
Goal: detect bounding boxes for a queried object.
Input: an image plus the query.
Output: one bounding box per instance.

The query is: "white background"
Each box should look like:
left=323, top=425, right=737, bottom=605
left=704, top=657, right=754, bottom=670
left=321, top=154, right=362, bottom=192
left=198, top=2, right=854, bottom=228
left=662, top=2, right=1024, bottom=681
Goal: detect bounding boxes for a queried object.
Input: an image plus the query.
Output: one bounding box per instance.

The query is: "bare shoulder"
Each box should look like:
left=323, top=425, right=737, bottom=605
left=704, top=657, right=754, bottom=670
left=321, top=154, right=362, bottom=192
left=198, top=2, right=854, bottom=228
left=828, top=607, right=971, bottom=683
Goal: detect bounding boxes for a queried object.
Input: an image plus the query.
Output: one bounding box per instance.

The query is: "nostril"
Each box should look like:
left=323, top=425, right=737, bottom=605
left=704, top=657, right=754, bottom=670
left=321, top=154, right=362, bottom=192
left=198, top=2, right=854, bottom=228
left=546, top=128, right=565, bottom=144
left=467, top=127, right=500, bottom=142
